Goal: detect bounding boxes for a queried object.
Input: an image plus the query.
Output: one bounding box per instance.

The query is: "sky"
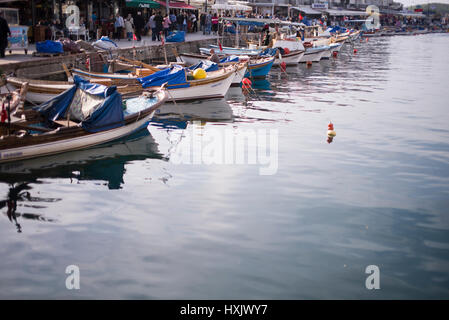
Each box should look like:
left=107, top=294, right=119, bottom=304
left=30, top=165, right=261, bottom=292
left=398, top=0, right=449, bottom=6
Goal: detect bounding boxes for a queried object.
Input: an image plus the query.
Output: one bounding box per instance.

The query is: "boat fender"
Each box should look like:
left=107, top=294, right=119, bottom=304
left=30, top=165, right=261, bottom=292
left=280, top=61, right=287, bottom=71
left=193, top=68, right=207, bottom=80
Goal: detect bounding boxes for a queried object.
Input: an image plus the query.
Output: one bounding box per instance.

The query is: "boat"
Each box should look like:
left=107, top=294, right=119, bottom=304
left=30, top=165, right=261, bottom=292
left=205, top=45, right=261, bottom=56
left=4, top=77, right=73, bottom=105
left=175, top=54, right=248, bottom=87
left=4, top=76, right=144, bottom=105
left=299, top=45, right=328, bottom=63
left=73, top=63, right=237, bottom=101
left=138, top=64, right=236, bottom=101
left=0, top=129, right=161, bottom=189
left=0, top=77, right=168, bottom=163
left=274, top=49, right=304, bottom=66
left=245, top=56, right=275, bottom=79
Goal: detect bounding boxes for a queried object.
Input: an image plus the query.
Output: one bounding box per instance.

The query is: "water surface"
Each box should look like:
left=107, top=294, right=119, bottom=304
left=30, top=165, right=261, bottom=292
left=1, top=34, right=449, bottom=299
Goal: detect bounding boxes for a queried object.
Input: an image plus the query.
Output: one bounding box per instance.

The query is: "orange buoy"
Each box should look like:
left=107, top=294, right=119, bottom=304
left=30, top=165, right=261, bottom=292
left=327, top=122, right=336, bottom=137
left=306, top=61, right=312, bottom=67
left=242, top=77, right=252, bottom=86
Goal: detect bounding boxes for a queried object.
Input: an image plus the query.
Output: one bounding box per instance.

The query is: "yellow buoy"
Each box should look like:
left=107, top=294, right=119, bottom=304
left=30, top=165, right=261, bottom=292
left=193, top=68, right=207, bottom=80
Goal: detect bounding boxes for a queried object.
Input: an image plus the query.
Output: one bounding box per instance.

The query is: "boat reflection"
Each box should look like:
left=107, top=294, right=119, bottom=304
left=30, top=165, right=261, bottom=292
left=0, top=129, right=162, bottom=188
left=153, top=98, right=234, bottom=122
left=0, top=181, right=60, bottom=233
left=0, top=129, right=164, bottom=232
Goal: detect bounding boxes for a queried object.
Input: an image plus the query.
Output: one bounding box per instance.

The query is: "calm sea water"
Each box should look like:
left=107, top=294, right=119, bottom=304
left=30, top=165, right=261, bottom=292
left=1, top=34, right=449, bottom=299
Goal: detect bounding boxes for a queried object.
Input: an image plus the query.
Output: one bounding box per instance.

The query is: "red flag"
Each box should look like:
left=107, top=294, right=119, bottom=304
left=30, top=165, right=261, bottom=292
left=133, top=33, right=137, bottom=41
left=1, top=103, right=7, bottom=123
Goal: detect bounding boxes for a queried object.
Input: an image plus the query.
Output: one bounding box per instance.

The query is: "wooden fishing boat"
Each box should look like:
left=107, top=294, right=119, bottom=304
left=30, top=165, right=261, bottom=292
left=245, top=56, right=275, bottom=79
left=299, top=45, right=328, bottom=63
left=4, top=76, right=144, bottom=105
left=175, top=53, right=248, bottom=87
left=273, top=50, right=304, bottom=66
left=138, top=65, right=236, bottom=101
left=4, top=77, right=73, bottom=105
left=0, top=78, right=168, bottom=163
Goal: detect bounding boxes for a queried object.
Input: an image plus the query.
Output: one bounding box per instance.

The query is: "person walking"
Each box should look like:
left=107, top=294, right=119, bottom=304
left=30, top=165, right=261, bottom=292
left=205, top=12, right=212, bottom=35
left=190, top=12, right=197, bottom=33
left=163, top=14, right=171, bottom=38
left=0, top=11, right=10, bottom=58
left=200, top=13, right=205, bottom=34
left=124, top=14, right=134, bottom=41
left=182, top=12, right=188, bottom=32
left=211, top=13, right=218, bottom=35
left=134, top=11, right=145, bottom=41
left=147, top=13, right=156, bottom=41
left=154, top=11, right=163, bottom=41
left=169, top=12, right=177, bottom=31
left=114, top=13, right=124, bottom=40
left=177, top=12, right=184, bottom=31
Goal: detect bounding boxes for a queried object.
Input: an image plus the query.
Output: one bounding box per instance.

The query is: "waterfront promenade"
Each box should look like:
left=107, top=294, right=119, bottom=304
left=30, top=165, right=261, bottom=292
left=0, top=32, right=218, bottom=66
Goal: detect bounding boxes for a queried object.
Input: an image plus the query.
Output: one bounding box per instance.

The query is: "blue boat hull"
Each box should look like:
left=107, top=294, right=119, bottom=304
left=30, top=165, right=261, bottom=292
left=245, top=58, right=274, bottom=79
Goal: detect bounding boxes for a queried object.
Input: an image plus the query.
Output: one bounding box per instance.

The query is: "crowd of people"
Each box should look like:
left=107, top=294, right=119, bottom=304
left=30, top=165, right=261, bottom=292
left=3, top=7, right=448, bottom=46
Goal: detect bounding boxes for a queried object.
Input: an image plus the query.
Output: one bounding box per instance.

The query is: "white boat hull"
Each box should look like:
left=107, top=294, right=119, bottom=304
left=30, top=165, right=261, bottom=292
left=273, top=51, right=304, bottom=66
left=300, top=49, right=325, bottom=63
left=231, top=65, right=247, bottom=86
left=3, top=82, right=72, bottom=105
left=321, top=48, right=333, bottom=59
left=152, top=72, right=234, bottom=101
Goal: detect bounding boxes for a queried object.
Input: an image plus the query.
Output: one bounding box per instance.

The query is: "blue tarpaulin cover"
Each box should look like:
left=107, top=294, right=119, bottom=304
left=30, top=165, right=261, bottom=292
left=260, top=48, right=278, bottom=57
left=36, top=40, right=64, bottom=53
left=34, top=76, right=124, bottom=133
left=219, top=55, right=239, bottom=63
left=166, top=31, right=185, bottom=42
left=188, top=60, right=219, bottom=72
left=138, top=65, right=189, bottom=89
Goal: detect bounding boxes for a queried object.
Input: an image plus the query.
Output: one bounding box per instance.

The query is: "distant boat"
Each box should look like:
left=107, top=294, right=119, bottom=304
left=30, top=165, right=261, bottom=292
left=0, top=77, right=167, bottom=163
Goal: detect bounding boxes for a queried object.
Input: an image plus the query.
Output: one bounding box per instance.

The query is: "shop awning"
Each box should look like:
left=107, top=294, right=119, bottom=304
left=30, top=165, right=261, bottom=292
left=156, top=1, right=197, bottom=9
left=325, top=9, right=368, bottom=16
left=290, top=6, right=322, bottom=15
left=399, top=12, right=426, bottom=17
left=125, top=0, right=161, bottom=9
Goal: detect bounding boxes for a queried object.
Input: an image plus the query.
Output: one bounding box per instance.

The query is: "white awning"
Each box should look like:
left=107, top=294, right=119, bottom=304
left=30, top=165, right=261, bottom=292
left=212, top=3, right=252, bottom=11
left=248, top=2, right=290, bottom=7
left=290, top=6, right=322, bottom=15
left=399, top=12, right=426, bottom=17
left=325, top=9, right=368, bottom=16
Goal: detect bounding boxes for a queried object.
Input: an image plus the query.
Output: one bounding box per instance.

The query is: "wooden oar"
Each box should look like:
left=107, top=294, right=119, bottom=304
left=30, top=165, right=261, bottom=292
left=118, top=56, right=160, bottom=72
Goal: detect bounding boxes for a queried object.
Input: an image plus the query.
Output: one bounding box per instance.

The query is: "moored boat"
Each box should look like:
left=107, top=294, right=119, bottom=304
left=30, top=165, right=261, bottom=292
left=0, top=77, right=168, bottom=163
left=245, top=56, right=275, bottom=79
left=299, top=46, right=328, bottom=63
